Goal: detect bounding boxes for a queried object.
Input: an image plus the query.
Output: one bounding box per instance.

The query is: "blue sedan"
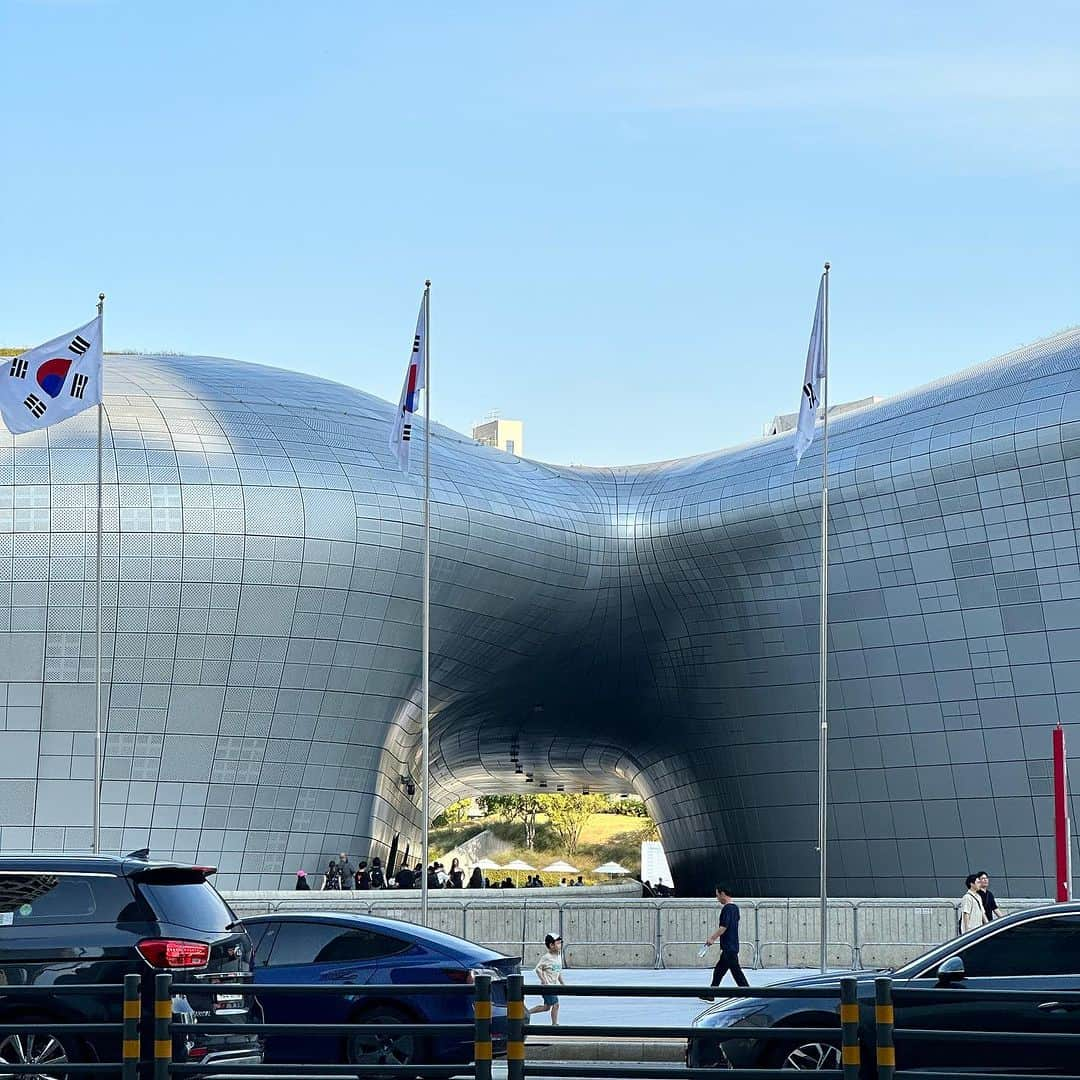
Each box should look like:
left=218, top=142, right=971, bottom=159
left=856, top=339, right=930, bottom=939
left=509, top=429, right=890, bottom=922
left=242, top=913, right=518, bottom=1071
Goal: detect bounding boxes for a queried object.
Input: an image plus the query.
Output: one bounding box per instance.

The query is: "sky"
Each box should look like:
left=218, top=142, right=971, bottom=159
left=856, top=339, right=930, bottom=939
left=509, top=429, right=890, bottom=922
left=2, top=1, right=1078, bottom=466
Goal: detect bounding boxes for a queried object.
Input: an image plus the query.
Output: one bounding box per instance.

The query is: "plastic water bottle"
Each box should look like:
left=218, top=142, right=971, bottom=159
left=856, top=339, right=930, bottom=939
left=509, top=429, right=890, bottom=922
left=697, top=944, right=710, bottom=958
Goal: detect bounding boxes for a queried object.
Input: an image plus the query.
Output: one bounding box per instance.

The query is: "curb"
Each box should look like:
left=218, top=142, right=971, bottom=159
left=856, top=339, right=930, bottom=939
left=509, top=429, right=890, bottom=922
left=526, top=1038, right=683, bottom=1062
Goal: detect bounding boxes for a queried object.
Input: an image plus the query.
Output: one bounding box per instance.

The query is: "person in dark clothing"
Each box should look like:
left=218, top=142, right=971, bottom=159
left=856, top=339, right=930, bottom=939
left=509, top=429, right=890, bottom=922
left=295, top=870, right=310, bottom=890
left=704, top=885, right=749, bottom=990
left=321, top=861, right=342, bottom=891
left=395, top=864, right=416, bottom=889
left=427, top=865, right=442, bottom=890
left=355, top=861, right=371, bottom=890
left=338, top=854, right=354, bottom=889
left=976, top=870, right=1000, bottom=921
left=448, top=858, right=465, bottom=888
left=467, top=867, right=484, bottom=889
left=370, top=858, right=386, bottom=889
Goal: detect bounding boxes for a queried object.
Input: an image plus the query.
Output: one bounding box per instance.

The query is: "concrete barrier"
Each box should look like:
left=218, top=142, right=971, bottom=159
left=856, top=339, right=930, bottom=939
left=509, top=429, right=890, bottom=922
left=222, top=890, right=1054, bottom=970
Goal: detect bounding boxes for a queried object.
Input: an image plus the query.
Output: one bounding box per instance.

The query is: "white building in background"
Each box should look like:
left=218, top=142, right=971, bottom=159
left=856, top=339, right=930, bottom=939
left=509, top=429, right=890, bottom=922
left=473, top=413, right=524, bottom=456
left=762, top=395, right=882, bottom=437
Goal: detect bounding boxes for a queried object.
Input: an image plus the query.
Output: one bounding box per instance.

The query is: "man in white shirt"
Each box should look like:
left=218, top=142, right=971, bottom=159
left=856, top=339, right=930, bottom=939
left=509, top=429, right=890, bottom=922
left=959, top=873, right=989, bottom=934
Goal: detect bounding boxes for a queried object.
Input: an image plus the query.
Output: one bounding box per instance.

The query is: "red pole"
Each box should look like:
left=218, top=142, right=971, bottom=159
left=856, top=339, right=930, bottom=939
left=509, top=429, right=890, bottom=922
left=1053, top=724, right=1071, bottom=902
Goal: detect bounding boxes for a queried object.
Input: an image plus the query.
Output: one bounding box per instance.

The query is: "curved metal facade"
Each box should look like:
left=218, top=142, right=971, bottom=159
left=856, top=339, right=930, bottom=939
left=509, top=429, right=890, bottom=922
left=2, top=330, right=1079, bottom=895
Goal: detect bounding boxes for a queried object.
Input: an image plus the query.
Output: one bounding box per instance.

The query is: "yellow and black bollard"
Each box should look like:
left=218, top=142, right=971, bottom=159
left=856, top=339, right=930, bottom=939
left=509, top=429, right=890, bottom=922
left=473, top=973, right=493, bottom=1080
left=839, top=976, right=860, bottom=1080
left=875, top=976, right=895, bottom=1080
left=506, top=973, right=525, bottom=1080
left=122, top=973, right=140, bottom=1080
left=154, top=973, right=172, bottom=1080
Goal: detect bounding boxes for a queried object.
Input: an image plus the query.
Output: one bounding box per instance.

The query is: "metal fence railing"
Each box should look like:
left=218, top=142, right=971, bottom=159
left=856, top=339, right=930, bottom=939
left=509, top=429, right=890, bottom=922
left=0, top=976, right=137, bottom=1077
left=875, top=976, right=1080, bottom=1080
left=11, top=969, right=1080, bottom=1077
left=228, top=892, right=1041, bottom=970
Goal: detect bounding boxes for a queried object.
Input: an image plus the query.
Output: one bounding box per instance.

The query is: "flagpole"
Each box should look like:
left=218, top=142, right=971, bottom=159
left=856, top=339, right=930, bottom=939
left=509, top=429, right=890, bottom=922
left=818, top=263, right=830, bottom=973
left=93, top=292, right=105, bottom=856
left=420, top=280, right=432, bottom=928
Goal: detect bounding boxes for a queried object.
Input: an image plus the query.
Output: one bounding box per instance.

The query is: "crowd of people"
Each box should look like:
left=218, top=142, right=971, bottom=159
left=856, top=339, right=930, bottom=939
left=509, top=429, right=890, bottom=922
left=296, top=852, right=634, bottom=890
left=299, top=855, right=597, bottom=891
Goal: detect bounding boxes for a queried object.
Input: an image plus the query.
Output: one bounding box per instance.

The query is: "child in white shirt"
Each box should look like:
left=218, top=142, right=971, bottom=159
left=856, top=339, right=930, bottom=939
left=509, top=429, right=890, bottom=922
left=528, top=934, right=565, bottom=1025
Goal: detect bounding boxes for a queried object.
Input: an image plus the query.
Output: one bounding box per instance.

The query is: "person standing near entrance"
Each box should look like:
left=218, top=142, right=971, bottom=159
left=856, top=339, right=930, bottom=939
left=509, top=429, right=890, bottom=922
left=704, top=886, right=749, bottom=988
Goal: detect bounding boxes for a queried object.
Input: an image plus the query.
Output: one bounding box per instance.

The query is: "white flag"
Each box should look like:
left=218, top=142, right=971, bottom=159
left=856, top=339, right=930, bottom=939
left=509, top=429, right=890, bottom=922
left=390, top=290, right=428, bottom=472
left=794, top=275, right=827, bottom=464
left=0, top=316, right=103, bottom=435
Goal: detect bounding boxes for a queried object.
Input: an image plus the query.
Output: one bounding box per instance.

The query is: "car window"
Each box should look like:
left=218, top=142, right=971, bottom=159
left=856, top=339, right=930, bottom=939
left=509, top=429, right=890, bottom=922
left=248, top=922, right=279, bottom=967
left=245, top=922, right=271, bottom=955
left=267, top=922, right=344, bottom=967
left=0, top=874, right=138, bottom=926
left=958, top=915, right=1080, bottom=977
left=137, top=881, right=234, bottom=933
left=315, top=929, right=411, bottom=963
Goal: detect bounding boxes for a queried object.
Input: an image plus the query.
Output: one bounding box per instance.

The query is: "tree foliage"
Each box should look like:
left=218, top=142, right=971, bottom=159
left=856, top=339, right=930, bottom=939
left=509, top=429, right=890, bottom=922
left=537, top=793, right=608, bottom=855
left=431, top=798, right=473, bottom=829
left=476, top=793, right=545, bottom=849
left=605, top=795, right=650, bottom=817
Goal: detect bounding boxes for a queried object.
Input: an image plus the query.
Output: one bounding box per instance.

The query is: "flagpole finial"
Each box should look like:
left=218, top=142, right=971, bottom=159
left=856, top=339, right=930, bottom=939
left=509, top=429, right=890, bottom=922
left=425, top=279, right=431, bottom=288
left=824, top=262, right=830, bottom=271
left=97, top=293, right=105, bottom=315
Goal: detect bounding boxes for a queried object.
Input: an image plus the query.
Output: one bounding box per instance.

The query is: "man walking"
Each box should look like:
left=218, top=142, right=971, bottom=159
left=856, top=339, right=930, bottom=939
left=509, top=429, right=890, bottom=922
left=976, top=871, right=1000, bottom=922
left=960, top=873, right=989, bottom=934
left=705, top=885, right=749, bottom=989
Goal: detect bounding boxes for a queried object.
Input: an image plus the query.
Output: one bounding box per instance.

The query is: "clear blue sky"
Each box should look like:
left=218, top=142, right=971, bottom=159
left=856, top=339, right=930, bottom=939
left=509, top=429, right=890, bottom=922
left=4, top=1, right=1078, bottom=465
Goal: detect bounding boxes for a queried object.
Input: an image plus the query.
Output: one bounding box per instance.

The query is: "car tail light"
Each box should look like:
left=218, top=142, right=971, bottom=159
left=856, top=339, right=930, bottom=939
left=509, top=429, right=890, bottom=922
left=137, top=939, right=211, bottom=969
left=444, top=965, right=502, bottom=984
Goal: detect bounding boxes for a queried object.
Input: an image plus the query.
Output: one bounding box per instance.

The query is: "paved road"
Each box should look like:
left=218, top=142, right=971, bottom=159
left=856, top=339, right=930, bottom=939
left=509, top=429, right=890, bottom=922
left=522, top=965, right=810, bottom=1029
left=226, top=967, right=821, bottom=1077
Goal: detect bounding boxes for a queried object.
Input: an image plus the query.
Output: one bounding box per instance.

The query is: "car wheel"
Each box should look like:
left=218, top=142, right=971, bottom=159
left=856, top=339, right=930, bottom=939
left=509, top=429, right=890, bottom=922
left=770, top=1038, right=842, bottom=1071
left=346, top=1005, right=426, bottom=1078
left=0, top=1019, right=81, bottom=1080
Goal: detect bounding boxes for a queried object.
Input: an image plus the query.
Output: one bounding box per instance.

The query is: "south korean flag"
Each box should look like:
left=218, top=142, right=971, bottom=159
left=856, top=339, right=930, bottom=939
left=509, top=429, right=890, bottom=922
left=0, top=316, right=103, bottom=434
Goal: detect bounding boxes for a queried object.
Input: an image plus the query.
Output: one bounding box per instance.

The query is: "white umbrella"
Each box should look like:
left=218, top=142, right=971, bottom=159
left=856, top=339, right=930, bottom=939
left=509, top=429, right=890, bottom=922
left=592, top=861, right=630, bottom=875
left=472, top=858, right=503, bottom=871
left=501, top=859, right=537, bottom=872
left=541, top=860, right=580, bottom=875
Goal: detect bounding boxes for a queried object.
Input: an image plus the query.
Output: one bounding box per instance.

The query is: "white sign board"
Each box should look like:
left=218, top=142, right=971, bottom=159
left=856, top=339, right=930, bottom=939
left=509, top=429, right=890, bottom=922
left=640, top=840, right=673, bottom=890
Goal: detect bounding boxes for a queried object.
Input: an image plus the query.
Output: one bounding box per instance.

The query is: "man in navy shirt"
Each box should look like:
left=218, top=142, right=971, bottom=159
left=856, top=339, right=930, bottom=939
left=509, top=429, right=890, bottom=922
left=705, top=885, right=749, bottom=988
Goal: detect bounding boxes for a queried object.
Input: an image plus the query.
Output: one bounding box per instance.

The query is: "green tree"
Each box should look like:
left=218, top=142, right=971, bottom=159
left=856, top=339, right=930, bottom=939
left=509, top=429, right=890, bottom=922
left=432, top=798, right=473, bottom=829
left=476, top=794, right=544, bottom=849
left=538, top=793, right=608, bottom=856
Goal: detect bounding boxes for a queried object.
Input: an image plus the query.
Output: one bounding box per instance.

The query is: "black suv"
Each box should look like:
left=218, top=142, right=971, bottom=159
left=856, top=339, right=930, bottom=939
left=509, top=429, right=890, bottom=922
left=0, top=853, right=262, bottom=1076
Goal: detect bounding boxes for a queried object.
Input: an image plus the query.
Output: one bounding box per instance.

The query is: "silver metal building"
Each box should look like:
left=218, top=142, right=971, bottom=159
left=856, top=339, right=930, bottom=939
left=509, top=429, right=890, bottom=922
left=2, top=330, right=1079, bottom=895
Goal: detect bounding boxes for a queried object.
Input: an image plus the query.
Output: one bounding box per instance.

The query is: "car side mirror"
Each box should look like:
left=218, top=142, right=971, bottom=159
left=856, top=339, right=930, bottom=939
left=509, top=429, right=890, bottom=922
left=937, top=956, right=965, bottom=985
